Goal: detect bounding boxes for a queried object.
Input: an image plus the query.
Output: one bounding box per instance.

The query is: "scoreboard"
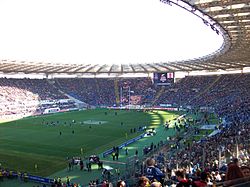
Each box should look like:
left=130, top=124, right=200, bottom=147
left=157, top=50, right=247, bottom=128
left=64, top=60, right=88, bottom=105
left=153, top=72, right=175, bottom=85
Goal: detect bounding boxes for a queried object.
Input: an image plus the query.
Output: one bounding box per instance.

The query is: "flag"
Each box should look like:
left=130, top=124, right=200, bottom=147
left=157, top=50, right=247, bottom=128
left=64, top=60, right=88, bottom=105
left=167, top=72, right=174, bottom=79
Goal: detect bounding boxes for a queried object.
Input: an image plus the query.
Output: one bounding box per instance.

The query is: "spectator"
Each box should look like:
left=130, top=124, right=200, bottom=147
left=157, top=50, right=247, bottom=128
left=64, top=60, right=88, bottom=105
left=224, top=162, right=244, bottom=186
left=150, top=181, right=162, bottom=187
left=145, top=158, right=165, bottom=183
left=137, top=176, right=150, bottom=187
left=117, top=180, right=126, bottom=187
left=241, top=166, right=250, bottom=178
left=175, top=170, right=190, bottom=187
left=192, top=171, right=207, bottom=187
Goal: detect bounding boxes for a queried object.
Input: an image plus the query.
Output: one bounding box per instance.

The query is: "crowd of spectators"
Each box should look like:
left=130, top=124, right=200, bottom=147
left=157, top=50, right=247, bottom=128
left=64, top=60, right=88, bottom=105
left=2, top=74, right=249, bottom=119
left=131, top=119, right=249, bottom=187
left=53, top=73, right=250, bottom=124
left=153, top=73, right=250, bottom=124
left=1, top=74, right=249, bottom=118
left=166, top=120, right=250, bottom=180
left=154, top=75, right=217, bottom=107
left=0, top=78, right=73, bottom=118
left=118, top=78, right=154, bottom=106
left=54, top=78, right=116, bottom=106
left=182, top=74, right=250, bottom=123
left=55, top=77, right=154, bottom=106
left=1, top=73, right=250, bottom=186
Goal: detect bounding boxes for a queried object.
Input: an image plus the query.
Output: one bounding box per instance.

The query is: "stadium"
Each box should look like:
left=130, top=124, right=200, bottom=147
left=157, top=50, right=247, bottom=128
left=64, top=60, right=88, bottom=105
left=0, top=0, right=250, bottom=186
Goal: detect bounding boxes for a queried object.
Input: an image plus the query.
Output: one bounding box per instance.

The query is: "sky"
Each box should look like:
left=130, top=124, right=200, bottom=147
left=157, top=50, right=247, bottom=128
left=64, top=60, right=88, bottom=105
left=0, top=0, right=224, bottom=65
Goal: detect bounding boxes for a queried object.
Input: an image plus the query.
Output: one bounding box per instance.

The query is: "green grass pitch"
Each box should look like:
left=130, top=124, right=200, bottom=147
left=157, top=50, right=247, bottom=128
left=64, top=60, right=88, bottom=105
left=0, top=109, right=179, bottom=177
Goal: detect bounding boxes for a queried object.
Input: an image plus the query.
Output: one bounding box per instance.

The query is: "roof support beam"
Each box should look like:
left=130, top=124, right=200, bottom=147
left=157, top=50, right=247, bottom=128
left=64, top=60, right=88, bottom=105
left=209, top=6, right=250, bottom=16
left=72, top=64, right=92, bottom=73
left=196, top=0, right=248, bottom=9
left=83, top=65, right=98, bottom=73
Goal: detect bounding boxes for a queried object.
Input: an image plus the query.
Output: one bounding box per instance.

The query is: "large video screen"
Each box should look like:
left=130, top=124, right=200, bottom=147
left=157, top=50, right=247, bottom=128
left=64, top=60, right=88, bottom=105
left=153, top=72, right=175, bottom=85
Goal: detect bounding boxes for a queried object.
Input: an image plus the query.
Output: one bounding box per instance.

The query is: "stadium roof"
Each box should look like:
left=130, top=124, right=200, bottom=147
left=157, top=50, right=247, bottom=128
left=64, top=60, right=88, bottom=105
left=0, top=0, right=250, bottom=75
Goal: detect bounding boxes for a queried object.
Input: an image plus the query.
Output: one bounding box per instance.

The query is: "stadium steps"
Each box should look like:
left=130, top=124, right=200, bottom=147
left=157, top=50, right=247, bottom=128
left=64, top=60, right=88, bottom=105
left=47, top=79, right=67, bottom=96
left=53, top=79, right=63, bottom=90
left=187, top=75, right=222, bottom=104
left=151, top=86, right=165, bottom=105
left=199, top=75, right=221, bottom=95
left=94, top=78, right=100, bottom=94
left=114, top=79, right=120, bottom=105
left=46, top=79, right=89, bottom=108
